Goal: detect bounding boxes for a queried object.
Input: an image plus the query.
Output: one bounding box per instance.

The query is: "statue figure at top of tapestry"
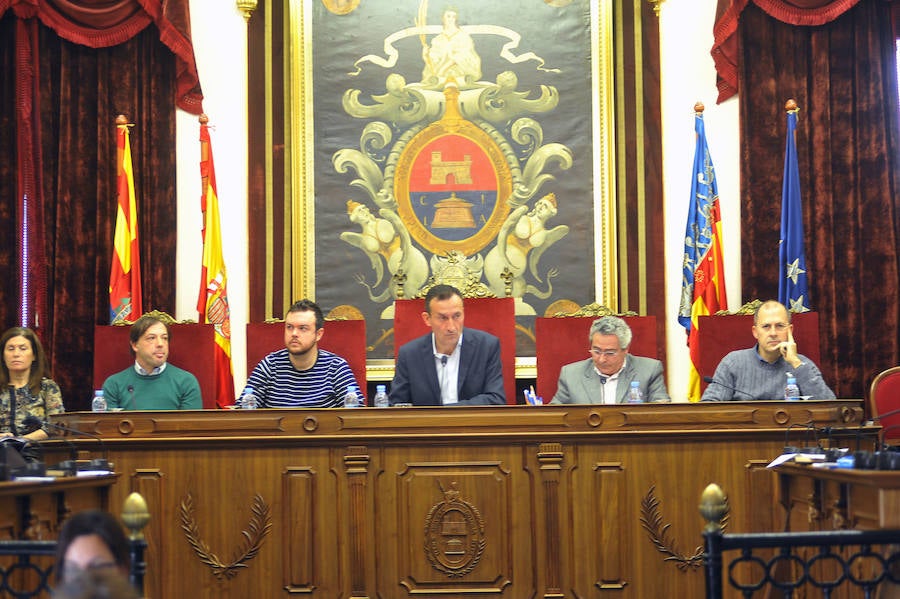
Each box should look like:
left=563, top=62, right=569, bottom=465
left=420, top=7, right=482, bottom=89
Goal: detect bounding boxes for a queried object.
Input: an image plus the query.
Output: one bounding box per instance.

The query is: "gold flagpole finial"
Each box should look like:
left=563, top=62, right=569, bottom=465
left=236, top=0, right=257, bottom=22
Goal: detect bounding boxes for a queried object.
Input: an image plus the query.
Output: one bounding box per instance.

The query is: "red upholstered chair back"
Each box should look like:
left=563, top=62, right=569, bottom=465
left=696, top=312, right=822, bottom=395
left=245, top=320, right=367, bottom=396
left=393, top=297, right=516, bottom=404
left=869, top=366, right=900, bottom=441
left=534, top=315, right=658, bottom=402
left=93, top=324, right=218, bottom=409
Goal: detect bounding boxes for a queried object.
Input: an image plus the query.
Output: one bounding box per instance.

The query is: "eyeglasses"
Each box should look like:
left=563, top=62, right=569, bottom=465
left=755, top=322, right=789, bottom=331
left=589, top=348, right=621, bottom=357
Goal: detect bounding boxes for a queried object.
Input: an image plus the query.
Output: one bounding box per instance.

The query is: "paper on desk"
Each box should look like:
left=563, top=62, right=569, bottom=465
left=766, top=452, right=827, bottom=468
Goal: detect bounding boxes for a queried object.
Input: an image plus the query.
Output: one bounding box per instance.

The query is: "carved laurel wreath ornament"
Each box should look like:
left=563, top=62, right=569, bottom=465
left=179, top=492, right=273, bottom=580
left=640, top=486, right=727, bottom=571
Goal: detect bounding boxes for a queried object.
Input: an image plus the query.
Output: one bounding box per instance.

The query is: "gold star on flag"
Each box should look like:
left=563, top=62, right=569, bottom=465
left=789, top=296, right=809, bottom=313
left=785, top=259, right=806, bottom=284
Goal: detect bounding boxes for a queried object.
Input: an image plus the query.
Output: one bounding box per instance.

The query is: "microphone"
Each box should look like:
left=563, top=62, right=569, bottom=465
left=782, top=421, right=821, bottom=454
left=127, top=385, right=136, bottom=411
left=8, top=384, right=17, bottom=436
left=440, top=355, right=448, bottom=366
left=702, top=376, right=757, bottom=400
left=23, top=415, right=78, bottom=475
left=37, top=417, right=110, bottom=472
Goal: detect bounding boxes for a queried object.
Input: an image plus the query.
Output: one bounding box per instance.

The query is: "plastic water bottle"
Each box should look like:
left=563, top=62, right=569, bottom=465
left=242, top=388, right=258, bottom=410
left=343, top=385, right=361, bottom=408
left=373, top=385, right=389, bottom=408
left=91, top=389, right=107, bottom=412
left=784, top=374, right=801, bottom=401
left=627, top=381, right=644, bottom=404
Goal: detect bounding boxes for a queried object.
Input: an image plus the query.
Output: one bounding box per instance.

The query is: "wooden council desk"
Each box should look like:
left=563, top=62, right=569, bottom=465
left=776, top=462, right=900, bottom=530
left=47, top=401, right=868, bottom=599
left=0, top=474, right=118, bottom=541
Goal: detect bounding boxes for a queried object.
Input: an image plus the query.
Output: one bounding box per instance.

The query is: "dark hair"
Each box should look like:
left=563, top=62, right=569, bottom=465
left=287, top=299, right=325, bottom=330
left=54, top=511, right=131, bottom=584
left=423, top=284, right=463, bottom=314
left=0, top=327, right=49, bottom=393
left=128, top=316, right=169, bottom=356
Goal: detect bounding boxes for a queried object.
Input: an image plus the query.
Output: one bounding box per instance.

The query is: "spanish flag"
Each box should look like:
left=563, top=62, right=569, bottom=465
left=678, top=104, right=727, bottom=401
left=197, top=115, right=235, bottom=408
left=109, top=116, right=143, bottom=324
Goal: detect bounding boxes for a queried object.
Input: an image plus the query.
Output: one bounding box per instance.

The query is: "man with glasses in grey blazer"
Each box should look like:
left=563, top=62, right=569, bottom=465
left=550, top=315, right=669, bottom=404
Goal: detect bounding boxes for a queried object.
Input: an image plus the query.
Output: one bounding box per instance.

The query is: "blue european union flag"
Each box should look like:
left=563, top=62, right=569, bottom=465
left=778, top=107, right=811, bottom=313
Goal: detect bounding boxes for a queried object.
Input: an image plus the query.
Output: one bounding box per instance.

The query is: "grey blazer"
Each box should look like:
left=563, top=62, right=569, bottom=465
left=550, top=355, right=670, bottom=404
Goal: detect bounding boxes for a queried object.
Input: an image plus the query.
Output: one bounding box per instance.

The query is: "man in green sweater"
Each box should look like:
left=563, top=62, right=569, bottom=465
left=102, top=315, right=202, bottom=410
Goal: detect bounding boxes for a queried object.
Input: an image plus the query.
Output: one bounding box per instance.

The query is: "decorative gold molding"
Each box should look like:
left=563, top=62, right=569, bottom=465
left=109, top=309, right=193, bottom=326
left=647, top=0, right=665, bottom=17
left=547, top=302, right=637, bottom=318
left=179, top=492, right=272, bottom=580
left=236, top=0, right=258, bottom=22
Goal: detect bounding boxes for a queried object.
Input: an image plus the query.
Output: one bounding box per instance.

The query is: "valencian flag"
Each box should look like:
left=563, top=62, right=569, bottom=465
left=678, top=103, right=728, bottom=402
left=197, top=115, right=235, bottom=408
left=109, top=116, right=143, bottom=323
left=778, top=100, right=810, bottom=313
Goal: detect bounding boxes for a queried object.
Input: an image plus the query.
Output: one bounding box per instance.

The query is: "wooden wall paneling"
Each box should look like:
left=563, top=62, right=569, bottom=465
left=594, top=462, right=626, bottom=591
left=282, top=467, right=315, bottom=592
left=537, top=442, right=564, bottom=598
left=44, top=402, right=871, bottom=598
left=344, top=445, right=369, bottom=596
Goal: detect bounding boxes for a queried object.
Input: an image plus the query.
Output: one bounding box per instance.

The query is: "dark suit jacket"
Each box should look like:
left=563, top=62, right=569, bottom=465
left=390, top=328, right=506, bottom=406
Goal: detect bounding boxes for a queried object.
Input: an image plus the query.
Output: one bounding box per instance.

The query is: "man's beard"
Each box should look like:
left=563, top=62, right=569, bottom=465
left=288, top=344, right=314, bottom=357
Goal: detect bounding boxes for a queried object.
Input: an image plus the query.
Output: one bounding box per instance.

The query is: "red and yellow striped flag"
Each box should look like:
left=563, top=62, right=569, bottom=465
left=109, top=115, right=143, bottom=323
left=197, top=115, right=235, bottom=408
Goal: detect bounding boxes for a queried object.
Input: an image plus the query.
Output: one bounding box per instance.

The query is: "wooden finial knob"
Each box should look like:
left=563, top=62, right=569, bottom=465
left=694, top=101, right=705, bottom=114
left=785, top=99, right=798, bottom=112
left=199, top=113, right=209, bottom=125
left=115, top=114, right=128, bottom=125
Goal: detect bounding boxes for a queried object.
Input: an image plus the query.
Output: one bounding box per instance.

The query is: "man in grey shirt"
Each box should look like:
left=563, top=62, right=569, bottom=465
left=701, top=300, right=835, bottom=401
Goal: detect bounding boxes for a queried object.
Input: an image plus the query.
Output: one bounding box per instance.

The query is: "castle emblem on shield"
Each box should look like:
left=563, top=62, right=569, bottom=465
left=395, top=86, right=512, bottom=255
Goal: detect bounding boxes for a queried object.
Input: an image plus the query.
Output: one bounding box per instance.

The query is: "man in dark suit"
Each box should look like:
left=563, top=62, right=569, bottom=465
left=389, top=284, right=505, bottom=406
left=551, top=315, right=670, bottom=404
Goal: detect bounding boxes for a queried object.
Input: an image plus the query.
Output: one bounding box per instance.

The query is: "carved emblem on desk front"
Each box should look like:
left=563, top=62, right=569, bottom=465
left=424, top=482, right=485, bottom=577
left=179, top=492, right=272, bottom=580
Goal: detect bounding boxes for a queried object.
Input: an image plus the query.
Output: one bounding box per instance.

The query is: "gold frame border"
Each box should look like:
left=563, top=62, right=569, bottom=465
left=287, top=0, right=616, bottom=379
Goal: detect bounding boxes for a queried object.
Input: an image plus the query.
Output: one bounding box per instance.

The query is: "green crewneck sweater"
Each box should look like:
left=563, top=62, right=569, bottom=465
left=102, top=364, right=202, bottom=410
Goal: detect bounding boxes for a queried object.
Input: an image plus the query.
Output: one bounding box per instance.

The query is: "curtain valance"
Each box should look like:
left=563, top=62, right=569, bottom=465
left=712, top=0, right=862, bottom=103
left=0, top=0, right=202, bottom=112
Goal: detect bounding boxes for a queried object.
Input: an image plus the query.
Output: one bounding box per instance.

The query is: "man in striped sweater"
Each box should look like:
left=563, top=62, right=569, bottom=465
left=240, top=300, right=361, bottom=408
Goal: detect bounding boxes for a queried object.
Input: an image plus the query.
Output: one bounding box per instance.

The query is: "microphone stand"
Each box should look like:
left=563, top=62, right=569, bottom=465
left=42, top=418, right=110, bottom=472
left=21, top=415, right=77, bottom=475
left=702, top=376, right=756, bottom=401
left=8, top=384, right=17, bottom=436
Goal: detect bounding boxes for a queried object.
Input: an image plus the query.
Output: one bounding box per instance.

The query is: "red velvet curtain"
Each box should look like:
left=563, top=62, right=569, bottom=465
left=712, top=0, right=864, bottom=102
left=0, top=0, right=202, bottom=111
left=731, top=0, right=900, bottom=398
left=0, top=0, right=201, bottom=409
